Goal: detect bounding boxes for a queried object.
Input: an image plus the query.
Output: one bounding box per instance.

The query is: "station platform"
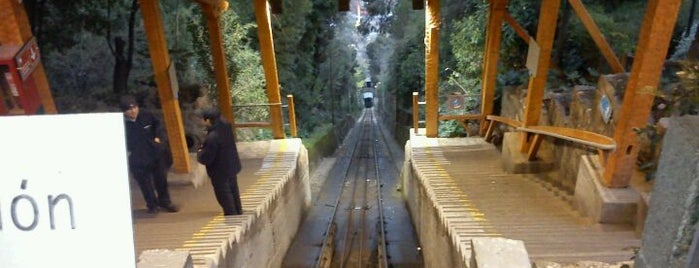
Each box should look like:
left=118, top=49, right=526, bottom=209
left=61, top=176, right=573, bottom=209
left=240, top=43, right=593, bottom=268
left=132, top=138, right=310, bottom=268
left=402, top=134, right=640, bottom=266
left=131, top=133, right=641, bottom=267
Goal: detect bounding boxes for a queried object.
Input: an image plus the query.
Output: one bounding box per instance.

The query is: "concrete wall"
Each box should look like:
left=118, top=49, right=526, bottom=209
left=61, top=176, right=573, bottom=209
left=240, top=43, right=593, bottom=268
left=402, top=142, right=468, bottom=268
left=224, top=143, right=310, bottom=268
left=162, top=139, right=311, bottom=268
left=635, top=116, right=699, bottom=268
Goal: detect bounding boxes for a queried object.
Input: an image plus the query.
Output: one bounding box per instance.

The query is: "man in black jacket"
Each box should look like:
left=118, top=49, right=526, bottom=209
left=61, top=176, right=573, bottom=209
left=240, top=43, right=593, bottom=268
left=121, top=95, right=178, bottom=214
left=196, top=107, right=243, bottom=215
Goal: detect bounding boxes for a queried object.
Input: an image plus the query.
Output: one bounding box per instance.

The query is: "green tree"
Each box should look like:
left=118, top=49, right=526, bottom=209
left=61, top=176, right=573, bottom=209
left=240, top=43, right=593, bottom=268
left=188, top=5, right=267, bottom=125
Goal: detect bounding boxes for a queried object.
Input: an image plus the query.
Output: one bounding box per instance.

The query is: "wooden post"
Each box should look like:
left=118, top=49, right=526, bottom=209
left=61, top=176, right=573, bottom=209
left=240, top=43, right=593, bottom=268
left=254, top=0, right=285, bottom=139
left=480, top=0, right=509, bottom=135
left=520, top=0, right=560, bottom=153
left=139, top=0, right=191, bottom=173
left=200, top=2, right=236, bottom=127
left=287, top=94, right=297, bottom=138
left=413, top=92, right=419, bottom=134
left=603, top=0, right=682, bottom=187
left=0, top=1, right=56, bottom=114
left=527, top=134, right=544, bottom=161
left=424, top=0, right=440, bottom=137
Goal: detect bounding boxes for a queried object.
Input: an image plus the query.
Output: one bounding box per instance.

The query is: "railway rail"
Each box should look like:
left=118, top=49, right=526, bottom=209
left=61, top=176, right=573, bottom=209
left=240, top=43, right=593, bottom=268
left=315, top=108, right=389, bottom=268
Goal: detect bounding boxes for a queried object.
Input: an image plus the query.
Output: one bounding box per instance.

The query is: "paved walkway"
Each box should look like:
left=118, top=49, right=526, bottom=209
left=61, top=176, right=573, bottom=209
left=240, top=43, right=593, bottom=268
left=130, top=140, right=280, bottom=262
left=408, top=136, right=640, bottom=264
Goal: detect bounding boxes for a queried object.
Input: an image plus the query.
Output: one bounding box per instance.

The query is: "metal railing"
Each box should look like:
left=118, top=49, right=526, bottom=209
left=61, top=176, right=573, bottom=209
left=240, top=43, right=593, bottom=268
left=412, top=91, right=483, bottom=135
left=412, top=92, right=426, bottom=133
left=232, top=94, right=298, bottom=138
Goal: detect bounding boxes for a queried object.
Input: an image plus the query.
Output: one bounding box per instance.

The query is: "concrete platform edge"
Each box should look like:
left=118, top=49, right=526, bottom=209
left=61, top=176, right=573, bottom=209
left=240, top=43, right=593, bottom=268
left=139, top=139, right=311, bottom=268
left=403, top=136, right=495, bottom=268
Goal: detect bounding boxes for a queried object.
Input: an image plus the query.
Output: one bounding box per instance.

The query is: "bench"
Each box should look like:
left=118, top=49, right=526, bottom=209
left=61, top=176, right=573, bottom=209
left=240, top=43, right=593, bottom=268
left=517, top=125, right=616, bottom=162
left=484, top=115, right=616, bottom=163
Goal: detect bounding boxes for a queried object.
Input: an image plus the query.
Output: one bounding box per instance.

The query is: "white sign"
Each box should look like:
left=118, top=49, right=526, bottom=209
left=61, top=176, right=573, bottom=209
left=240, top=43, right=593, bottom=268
left=0, top=113, right=135, bottom=268
left=600, top=94, right=613, bottom=124
left=526, top=38, right=540, bottom=77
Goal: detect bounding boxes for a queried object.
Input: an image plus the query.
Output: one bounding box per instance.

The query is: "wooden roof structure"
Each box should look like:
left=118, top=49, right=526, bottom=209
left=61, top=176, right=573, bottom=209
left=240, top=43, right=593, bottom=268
left=0, top=0, right=684, bottom=188
left=418, top=0, right=681, bottom=188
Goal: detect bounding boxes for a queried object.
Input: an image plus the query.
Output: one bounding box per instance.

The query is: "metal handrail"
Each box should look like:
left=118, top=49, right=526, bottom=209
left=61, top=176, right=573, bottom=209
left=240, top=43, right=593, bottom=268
left=233, top=102, right=282, bottom=107
left=231, top=95, right=298, bottom=138
left=412, top=91, right=483, bottom=135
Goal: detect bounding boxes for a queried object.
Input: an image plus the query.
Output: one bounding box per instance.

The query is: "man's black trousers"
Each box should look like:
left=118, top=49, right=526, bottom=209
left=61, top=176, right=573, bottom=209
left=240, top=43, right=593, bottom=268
left=131, top=160, right=172, bottom=210
left=211, top=176, right=243, bottom=215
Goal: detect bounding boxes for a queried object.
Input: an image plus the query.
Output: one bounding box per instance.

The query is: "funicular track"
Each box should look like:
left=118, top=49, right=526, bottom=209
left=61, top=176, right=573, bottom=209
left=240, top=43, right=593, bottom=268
left=316, top=108, right=389, bottom=268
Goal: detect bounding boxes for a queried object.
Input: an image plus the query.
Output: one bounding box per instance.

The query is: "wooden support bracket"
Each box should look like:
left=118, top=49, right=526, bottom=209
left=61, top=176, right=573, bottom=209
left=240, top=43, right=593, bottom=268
left=484, top=115, right=523, bottom=142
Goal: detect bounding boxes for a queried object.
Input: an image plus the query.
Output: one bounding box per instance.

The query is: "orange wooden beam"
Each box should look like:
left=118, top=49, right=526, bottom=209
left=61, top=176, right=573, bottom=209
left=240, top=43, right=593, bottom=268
left=603, top=0, right=682, bottom=188
left=0, top=1, right=56, bottom=114
left=438, top=114, right=484, bottom=121
left=520, top=0, right=561, bottom=153
left=424, top=0, right=440, bottom=137
left=234, top=122, right=272, bottom=128
left=200, top=2, right=236, bottom=128
left=480, top=0, right=509, bottom=135
left=286, top=94, right=298, bottom=137
left=517, top=125, right=616, bottom=164
left=413, top=92, right=420, bottom=134
left=527, top=133, right=545, bottom=161
left=139, top=0, right=191, bottom=173
left=254, top=0, right=285, bottom=139
left=484, top=115, right=522, bottom=142
left=567, top=0, right=625, bottom=73
left=504, top=12, right=531, bottom=44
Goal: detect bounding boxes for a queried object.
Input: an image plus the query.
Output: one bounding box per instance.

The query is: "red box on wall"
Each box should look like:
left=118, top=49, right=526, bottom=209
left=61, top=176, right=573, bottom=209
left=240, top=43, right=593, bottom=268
left=0, top=37, right=42, bottom=115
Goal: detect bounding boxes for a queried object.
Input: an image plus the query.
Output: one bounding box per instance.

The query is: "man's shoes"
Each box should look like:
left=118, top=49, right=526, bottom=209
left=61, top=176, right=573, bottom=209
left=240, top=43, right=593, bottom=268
left=147, top=207, right=159, bottom=214
left=223, top=210, right=242, bottom=216
left=159, top=203, right=179, bottom=213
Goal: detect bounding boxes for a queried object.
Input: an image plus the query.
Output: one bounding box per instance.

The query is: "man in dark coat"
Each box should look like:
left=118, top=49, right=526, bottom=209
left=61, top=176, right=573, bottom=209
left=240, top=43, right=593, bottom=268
left=196, top=107, right=243, bottom=215
left=121, top=95, right=178, bottom=214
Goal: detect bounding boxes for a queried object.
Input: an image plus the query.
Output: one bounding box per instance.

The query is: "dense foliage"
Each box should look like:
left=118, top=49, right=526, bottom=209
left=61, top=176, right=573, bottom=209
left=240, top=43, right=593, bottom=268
left=21, top=0, right=697, bottom=141
left=25, top=0, right=360, bottom=140
left=362, top=0, right=697, bottom=138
